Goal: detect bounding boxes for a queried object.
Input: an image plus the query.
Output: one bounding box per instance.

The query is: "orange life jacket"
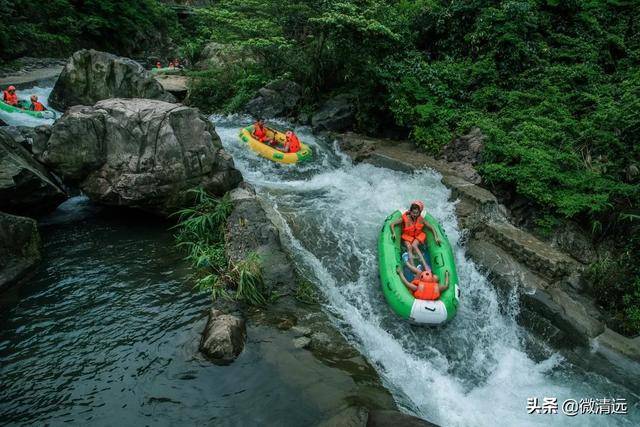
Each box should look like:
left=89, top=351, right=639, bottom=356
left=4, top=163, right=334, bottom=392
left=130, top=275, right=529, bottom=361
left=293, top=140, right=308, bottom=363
left=253, top=123, right=267, bottom=142
left=412, top=276, right=440, bottom=300
left=287, top=133, right=301, bottom=153
left=3, top=90, right=18, bottom=106
left=31, top=101, right=45, bottom=111
left=401, top=212, right=426, bottom=243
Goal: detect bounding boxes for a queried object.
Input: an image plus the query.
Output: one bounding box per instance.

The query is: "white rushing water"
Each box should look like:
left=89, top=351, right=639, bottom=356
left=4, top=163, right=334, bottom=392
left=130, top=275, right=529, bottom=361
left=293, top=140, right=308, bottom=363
left=0, top=85, right=58, bottom=127
left=213, top=116, right=639, bottom=427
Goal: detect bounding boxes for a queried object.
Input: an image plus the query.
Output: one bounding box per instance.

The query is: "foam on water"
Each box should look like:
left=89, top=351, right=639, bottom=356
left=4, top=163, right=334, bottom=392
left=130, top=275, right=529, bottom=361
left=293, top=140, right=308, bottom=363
left=213, top=116, right=639, bottom=426
left=0, top=85, right=58, bottom=127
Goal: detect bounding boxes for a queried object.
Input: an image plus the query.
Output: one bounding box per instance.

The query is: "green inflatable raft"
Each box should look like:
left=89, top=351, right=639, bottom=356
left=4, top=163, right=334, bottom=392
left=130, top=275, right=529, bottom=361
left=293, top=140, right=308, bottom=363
left=378, top=210, right=460, bottom=325
left=0, top=100, right=56, bottom=120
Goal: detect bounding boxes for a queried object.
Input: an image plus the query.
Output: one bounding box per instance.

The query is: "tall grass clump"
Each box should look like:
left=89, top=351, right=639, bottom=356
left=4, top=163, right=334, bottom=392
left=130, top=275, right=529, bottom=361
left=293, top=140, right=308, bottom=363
left=173, top=188, right=267, bottom=305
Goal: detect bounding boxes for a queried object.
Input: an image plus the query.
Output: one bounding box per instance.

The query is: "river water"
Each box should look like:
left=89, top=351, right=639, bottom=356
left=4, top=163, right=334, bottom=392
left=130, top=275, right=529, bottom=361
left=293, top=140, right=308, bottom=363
left=1, top=197, right=384, bottom=426
left=0, top=83, right=638, bottom=426
left=213, top=116, right=640, bottom=427
left=0, top=85, right=58, bottom=127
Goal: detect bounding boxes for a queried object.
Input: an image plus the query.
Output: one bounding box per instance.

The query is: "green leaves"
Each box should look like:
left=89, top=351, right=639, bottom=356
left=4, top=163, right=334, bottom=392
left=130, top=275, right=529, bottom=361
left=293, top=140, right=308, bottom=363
left=1, top=0, right=178, bottom=59
left=234, top=253, right=267, bottom=306
left=188, top=64, right=271, bottom=114
left=173, top=189, right=267, bottom=306
left=379, top=0, right=639, bottom=226
left=586, top=252, right=640, bottom=335
left=173, top=189, right=232, bottom=244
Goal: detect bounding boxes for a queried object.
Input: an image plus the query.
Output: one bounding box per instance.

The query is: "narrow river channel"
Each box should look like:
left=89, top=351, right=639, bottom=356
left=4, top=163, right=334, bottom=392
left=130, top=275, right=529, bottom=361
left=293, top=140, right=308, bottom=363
left=215, top=116, right=640, bottom=427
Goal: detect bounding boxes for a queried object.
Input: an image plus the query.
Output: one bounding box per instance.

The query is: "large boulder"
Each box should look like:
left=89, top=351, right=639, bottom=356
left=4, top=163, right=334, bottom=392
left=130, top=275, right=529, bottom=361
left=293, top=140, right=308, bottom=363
left=0, top=212, right=41, bottom=291
left=440, top=127, right=486, bottom=184
left=154, top=74, right=189, bottom=101
left=244, top=80, right=302, bottom=119
left=442, top=127, right=485, bottom=165
left=48, top=49, right=176, bottom=111
left=0, top=128, right=67, bottom=216
left=312, top=94, right=356, bottom=132
left=199, top=308, right=246, bottom=364
left=2, top=126, right=34, bottom=151
left=34, top=98, right=242, bottom=216
left=225, top=185, right=295, bottom=289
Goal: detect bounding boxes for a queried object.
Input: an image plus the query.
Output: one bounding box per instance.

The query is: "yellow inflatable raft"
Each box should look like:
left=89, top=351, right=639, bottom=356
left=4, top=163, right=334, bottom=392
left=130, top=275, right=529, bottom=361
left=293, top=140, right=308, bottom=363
left=239, top=126, right=312, bottom=164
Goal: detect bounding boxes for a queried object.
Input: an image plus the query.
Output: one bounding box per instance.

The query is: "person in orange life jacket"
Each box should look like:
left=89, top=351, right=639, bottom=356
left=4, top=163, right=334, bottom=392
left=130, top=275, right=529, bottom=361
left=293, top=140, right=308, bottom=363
left=284, top=131, right=301, bottom=153
left=396, top=265, right=449, bottom=301
left=156, top=61, right=162, bottom=69
left=253, top=118, right=274, bottom=145
left=3, top=85, right=19, bottom=106
left=29, top=95, right=46, bottom=111
left=389, top=200, right=441, bottom=272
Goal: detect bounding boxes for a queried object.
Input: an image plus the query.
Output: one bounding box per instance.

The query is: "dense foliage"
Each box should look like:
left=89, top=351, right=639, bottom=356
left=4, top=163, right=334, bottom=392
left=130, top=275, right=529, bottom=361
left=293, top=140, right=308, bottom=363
left=0, top=0, right=180, bottom=59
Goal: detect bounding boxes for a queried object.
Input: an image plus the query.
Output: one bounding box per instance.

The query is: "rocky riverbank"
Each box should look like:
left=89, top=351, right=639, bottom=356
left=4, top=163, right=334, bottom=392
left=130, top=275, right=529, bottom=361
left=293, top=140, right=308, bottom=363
left=335, top=132, right=640, bottom=390
left=0, top=57, right=65, bottom=89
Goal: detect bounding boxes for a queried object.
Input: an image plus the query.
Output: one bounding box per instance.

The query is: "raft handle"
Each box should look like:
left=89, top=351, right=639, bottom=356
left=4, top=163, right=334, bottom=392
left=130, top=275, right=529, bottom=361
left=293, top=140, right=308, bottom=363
left=433, top=254, right=445, bottom=267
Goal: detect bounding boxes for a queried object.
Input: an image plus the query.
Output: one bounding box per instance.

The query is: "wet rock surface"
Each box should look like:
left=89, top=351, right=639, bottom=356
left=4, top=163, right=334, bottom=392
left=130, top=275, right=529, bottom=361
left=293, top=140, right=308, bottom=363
left=0, top=57, right=66, bottom=77
left=244, top=80, right=302, bottom=119
left=367, top=410, right=440, bottom=427
left=0, top=212, right=41, bottom=290
left=484, top=221, right=578, bottom=281
left=441, top=127, right=484, bottom=163
left=199, top=308, right=246, bottom=365
left=2, top=126, right=36, bottom=151
left=48, top=49, right=176, bottom=110
left=319, top=407, right=440, bottom=427
left=312, top=94, right=356, bottom=132
left=0, top=57, right=65, bottom=88
left=0, top=128, right=67, bottom=216
left=439, top=128, right=485, bottom=184
left=225, top=184, right=295, bottom=288
left=153, top=74, right=189, bottom=101
left=36, top=98, right=242, bottom=216
left=210, top=182, right=396, bottom=411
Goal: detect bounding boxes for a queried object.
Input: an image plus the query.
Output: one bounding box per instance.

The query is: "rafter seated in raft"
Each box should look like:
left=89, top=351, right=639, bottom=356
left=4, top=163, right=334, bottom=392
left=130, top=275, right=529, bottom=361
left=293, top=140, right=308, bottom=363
left=239, top=123, right=312, bottom=164
left=378, top=208, right=460, bottom=325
